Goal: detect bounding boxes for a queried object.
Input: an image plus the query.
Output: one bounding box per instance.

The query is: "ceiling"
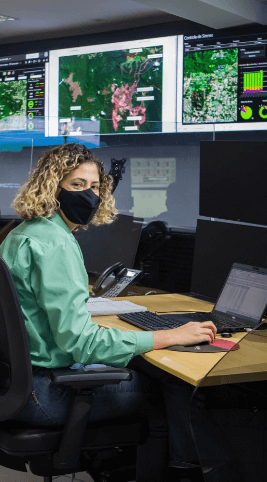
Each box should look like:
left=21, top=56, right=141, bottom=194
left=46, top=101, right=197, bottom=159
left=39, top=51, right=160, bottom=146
left=1, top=0, right=267, bottom=46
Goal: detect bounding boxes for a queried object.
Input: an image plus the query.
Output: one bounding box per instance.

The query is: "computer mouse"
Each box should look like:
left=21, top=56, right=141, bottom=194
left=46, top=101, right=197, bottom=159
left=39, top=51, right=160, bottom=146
left=221, top=332, right=232, bottom=338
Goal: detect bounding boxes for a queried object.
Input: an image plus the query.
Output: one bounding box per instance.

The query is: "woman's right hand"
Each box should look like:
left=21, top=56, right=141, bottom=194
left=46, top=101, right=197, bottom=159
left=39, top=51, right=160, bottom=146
left=152, top=321, right=217, bottom=350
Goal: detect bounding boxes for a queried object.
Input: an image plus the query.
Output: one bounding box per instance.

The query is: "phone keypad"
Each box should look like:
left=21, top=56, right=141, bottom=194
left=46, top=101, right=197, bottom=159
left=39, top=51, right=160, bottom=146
left=101, top=276, right=138, bottom=298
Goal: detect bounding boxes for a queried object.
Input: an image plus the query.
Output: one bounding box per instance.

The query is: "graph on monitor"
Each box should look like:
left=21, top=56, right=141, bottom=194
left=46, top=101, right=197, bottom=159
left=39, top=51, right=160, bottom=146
left=179, top=31, right=267, bottom=132
left=0, top=51, right=48, bottom=135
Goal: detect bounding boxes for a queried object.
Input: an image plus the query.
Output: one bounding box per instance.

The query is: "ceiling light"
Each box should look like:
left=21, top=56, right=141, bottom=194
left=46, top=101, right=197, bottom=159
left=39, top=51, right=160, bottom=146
left=0, top=15, right=17, bottom=22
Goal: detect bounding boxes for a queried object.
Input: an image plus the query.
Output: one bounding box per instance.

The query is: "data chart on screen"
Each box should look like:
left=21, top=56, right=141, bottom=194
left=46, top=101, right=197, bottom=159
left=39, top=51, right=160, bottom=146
left=179, top=31, right=267, bottom=132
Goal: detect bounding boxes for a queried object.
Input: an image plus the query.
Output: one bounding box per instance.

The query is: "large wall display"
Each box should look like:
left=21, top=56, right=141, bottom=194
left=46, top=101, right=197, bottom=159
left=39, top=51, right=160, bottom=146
left=0, top=51, right=48, bottom=135
left=178, top=31, right=267, bottom=132
left=47, top=36, right=177, bottom=137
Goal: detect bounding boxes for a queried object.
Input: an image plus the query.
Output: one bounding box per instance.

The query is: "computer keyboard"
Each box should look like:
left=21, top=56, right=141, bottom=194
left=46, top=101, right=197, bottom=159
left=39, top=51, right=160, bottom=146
left=118, top=310, right=248, bottom=333
left=118, top=311, right=183, bottom=331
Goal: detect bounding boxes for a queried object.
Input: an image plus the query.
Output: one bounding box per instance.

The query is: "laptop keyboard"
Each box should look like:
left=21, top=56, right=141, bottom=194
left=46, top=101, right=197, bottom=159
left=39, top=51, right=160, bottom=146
left=188, top=312, right=247, bottom=331
left=118, top=311, right=247, bottom=332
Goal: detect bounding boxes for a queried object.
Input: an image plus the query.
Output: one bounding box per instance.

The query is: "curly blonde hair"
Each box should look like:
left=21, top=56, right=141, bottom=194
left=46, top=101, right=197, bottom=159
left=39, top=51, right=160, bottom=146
left=12, top=143, right=117, bottom=230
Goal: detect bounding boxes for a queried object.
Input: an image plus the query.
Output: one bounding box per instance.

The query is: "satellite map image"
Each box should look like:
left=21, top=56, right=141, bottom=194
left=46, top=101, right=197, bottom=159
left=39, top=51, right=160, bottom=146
left=0, top=80, right=27, bottom=131
left=58, top=46, right=163, bottom=134
left=183, top=48, right=238, bottom=124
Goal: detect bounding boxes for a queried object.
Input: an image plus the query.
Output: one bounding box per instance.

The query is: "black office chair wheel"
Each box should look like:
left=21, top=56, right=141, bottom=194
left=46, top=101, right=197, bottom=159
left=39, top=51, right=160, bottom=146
left=43, top=477, right=73, bottom=482
left=88, top=468, right=136, bottom=482
left=96, top=476, right=117, bottom=482
left=168, top=466, right=204, bottom=482
left=103, top=476, right=135, bottom=482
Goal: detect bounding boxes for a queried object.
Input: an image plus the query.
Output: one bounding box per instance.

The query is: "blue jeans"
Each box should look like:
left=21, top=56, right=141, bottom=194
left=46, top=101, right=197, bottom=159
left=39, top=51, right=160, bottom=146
left=10, top=356, right=199, bottom=480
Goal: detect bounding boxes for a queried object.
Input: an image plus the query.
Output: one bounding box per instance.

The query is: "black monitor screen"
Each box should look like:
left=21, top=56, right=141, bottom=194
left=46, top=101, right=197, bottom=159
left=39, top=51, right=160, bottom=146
left=190, top=219, right=267, bottom=301
left=74, top=214, right=143, bottom=276
left=200, top=140, right=267, bottom=226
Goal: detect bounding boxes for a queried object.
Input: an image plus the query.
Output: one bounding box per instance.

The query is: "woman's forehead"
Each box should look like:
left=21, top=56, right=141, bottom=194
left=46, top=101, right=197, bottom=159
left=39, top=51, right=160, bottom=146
left=66, top=163, right=100, bottom=181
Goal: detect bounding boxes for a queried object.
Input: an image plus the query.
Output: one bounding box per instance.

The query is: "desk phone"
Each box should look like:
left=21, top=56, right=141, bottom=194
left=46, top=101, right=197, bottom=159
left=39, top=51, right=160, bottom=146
left=92, top=262, right=142, bottom=298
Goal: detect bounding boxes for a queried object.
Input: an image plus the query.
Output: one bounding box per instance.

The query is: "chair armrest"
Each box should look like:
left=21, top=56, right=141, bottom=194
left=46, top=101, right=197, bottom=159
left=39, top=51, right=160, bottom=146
left=51, top=366, right=132, bottom=388
left=49, top=366, right=133, bottom=472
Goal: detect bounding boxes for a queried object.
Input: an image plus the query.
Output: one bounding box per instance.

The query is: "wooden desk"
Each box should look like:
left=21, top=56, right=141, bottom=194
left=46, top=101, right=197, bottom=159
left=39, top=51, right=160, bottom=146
left=201, top=330, right=267, bottom=386
left=93, top=293, right=267, bottom=482
left=93, top=293, right=254, bottom=387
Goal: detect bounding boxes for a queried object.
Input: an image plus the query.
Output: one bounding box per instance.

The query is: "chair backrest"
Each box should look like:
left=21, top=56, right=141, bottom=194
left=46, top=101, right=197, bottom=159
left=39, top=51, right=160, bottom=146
left=0, top=256, right=33, bottom=421
left=0, top=220, right=16, bottom=244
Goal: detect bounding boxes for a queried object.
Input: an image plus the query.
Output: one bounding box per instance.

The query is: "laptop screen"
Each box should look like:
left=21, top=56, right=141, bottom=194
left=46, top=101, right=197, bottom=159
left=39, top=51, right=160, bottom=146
left=215, top=265, right=267, bottom=322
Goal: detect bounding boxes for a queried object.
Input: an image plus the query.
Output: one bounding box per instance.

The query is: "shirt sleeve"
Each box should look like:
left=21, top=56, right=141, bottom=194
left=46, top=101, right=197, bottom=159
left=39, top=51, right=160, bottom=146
left=30, top=239, right=154, bottom=367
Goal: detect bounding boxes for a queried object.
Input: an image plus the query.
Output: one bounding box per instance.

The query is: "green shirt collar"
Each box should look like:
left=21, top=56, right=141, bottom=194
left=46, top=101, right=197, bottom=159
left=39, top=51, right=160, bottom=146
left=50, top=212, right=73, bottom=235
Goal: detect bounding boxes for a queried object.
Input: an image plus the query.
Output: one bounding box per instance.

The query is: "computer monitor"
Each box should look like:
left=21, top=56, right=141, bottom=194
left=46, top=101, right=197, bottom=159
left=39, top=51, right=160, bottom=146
left=48, top=35, right=177, bottom=136
left=199, top=141, right=267, bottom=226
left=180, top=29, right=267, bottom=133
left=0, top=50, right=48, bottom=134
left=190, top=219, right=267, bottom=301
left=74, top=214, right=143, bottom=276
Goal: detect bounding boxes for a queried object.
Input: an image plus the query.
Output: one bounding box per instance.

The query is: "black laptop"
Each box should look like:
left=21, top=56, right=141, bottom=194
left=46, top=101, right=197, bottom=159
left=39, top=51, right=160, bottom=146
left=165, top=263, right=267, bottom=333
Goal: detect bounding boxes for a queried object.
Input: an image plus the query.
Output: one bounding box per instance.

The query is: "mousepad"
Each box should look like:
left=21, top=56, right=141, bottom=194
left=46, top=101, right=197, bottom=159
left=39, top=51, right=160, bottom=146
left=167, top=339, right=240, bottom=353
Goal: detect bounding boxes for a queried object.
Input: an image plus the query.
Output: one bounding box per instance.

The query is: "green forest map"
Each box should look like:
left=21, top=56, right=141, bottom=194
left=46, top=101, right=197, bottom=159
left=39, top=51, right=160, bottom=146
left=183, top=48, right=238, bottom=124
left=58, top=47, right=163, bottom=134
left=0, top=80, right=27, bottom=131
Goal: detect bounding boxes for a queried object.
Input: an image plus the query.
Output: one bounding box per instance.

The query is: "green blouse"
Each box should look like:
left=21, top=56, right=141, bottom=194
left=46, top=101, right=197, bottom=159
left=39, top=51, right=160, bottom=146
left=0, top=213, right=154, bottom=368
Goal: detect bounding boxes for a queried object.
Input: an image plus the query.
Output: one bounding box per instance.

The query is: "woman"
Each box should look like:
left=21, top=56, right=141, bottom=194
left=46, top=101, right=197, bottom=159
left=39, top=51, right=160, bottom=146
left=0, top=143, right=216, bottom=481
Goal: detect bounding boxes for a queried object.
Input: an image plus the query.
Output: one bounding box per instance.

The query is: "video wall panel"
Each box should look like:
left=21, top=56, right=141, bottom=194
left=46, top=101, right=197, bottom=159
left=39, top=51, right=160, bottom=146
left=179, top=31, right=267, bottom=132
left=0, top=51, right=48, bottom=134
left=3, top=27, right=267, bottom=143
left=48, top=36, right=177, bottom=137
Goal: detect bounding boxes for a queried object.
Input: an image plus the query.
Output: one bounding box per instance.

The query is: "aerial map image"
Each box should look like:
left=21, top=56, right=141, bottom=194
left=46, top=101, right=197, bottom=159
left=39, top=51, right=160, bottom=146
left=58, top=46, right=163, bottom=134
left=0, top=80, right=27, bottom=131
left=183, top=48, right=238, bottom=124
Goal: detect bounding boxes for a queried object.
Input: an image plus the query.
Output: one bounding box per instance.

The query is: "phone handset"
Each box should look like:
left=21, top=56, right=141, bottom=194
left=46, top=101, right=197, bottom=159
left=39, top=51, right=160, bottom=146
left=92, top=262, right=128, bottom=296
left=91, top=262, right=142, bottom=298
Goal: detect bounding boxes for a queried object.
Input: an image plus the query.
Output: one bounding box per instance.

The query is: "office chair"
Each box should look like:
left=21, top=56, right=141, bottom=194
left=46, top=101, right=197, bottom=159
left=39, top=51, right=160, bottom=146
left=134, top=221, right=171, bottom=272
left=0, top=255, right=147, bottom=482
left=0, top=220, right=16, bottom=244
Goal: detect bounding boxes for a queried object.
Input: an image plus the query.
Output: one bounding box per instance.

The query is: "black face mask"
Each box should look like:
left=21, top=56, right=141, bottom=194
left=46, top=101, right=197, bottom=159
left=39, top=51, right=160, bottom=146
left=57, top=187, right=100, bottom=225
